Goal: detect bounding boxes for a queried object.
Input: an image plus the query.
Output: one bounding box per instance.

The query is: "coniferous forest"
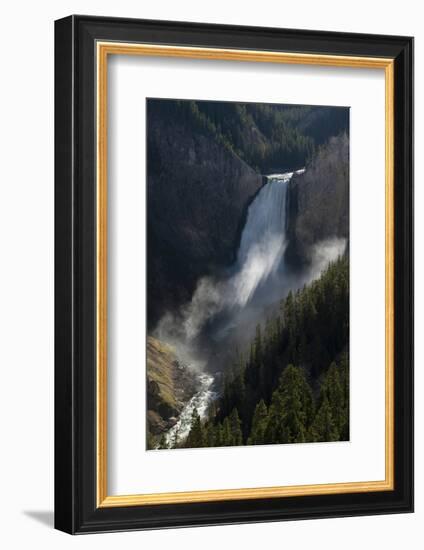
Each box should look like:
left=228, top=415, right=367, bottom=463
left=147, top=98, right=349, bottom=451
left=156, top=256, right=349, bottom=450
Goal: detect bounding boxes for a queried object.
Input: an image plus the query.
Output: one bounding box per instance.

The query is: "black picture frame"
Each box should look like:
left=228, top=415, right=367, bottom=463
left=55, top=14, right=414, bottom=534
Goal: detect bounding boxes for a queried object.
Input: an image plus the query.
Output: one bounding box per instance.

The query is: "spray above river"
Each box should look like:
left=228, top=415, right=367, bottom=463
left=155, top=167, right=345, bottom=355
left=156, top=171, right=298, bottom=344
left=156, top=168, right=336, bottom=344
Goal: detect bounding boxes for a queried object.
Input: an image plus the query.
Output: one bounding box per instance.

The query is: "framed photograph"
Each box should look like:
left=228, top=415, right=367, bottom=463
left=55, top=15, right=413, bottom=533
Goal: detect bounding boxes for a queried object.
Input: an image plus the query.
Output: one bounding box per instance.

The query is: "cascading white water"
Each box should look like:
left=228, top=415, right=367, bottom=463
left=158, top=169, right=305, bottom=343
left=227, top=169, right=303, bottom=308
left=164, top=372, right=217, bottom=447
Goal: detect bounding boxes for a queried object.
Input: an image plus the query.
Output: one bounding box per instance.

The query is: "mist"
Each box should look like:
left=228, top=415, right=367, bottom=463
left=154, top=169, right=347, bottom=374
left=153, top=163, right=348, bottom=377
left=154, top=235, right=346, bottom=374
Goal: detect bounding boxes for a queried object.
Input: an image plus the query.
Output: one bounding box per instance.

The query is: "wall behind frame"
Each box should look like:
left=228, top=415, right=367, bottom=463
left=0, top=0, right=419, bottom=548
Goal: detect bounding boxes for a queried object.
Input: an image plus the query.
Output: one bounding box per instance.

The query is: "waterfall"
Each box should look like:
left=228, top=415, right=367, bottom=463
left=227, top=170, right=303, bottom=309
left=164, top=372, right=217, bottom=447
left=156, top=169, right=304, bottom=345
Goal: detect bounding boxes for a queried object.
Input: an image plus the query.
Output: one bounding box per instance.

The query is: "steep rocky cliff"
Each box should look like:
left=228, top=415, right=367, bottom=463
left=286, top=133, right=349, bottom=265
left=147, top=102, right=263, bottom=327
left=147, top=336, right=199, bottom=436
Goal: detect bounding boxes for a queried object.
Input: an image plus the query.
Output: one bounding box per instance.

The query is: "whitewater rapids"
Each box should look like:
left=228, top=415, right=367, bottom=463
left=164, top=373, right=217, bottom=447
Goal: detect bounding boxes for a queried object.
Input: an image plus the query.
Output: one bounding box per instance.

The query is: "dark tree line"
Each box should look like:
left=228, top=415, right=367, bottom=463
left=147, top=99, right=349, bottom=174
left=170, top=358, right=348, bottom=450
left=165, top=255, right=349, bottom=449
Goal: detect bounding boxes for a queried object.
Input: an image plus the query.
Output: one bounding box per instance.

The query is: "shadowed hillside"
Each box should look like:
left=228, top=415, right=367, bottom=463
left=147, top=100, right=263, bottom=328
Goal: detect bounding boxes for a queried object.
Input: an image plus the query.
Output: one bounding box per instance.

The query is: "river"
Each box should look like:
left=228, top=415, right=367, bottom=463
left=164, top=372, right=217, bottom=447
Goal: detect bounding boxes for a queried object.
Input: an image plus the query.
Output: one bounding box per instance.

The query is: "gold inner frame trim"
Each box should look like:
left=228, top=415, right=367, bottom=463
left=96, top=42, right=395, bottom=508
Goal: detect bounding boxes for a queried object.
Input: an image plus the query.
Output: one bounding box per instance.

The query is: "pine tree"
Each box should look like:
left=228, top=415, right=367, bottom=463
left=248, top=400, right=268, bottom=445
left=222, top=417, right=232, bottom=446
left=311, top=358, right=349, bottom=441
left=319, top=362, right=344, bottom=433
left=205, top=422, right=216, bottom=447
left=339, top=353, right=350, bottom=440
left=310, top=397, right=339, bottom=442
left=265, top=389, right=290, bottom=444
left=265, top=365, right=314, bottom=444
left=215, top=422, right=224, bottom=447
left=185, top=408, right=205, bottom=449
left=229, top=408, right=243, bottom=446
